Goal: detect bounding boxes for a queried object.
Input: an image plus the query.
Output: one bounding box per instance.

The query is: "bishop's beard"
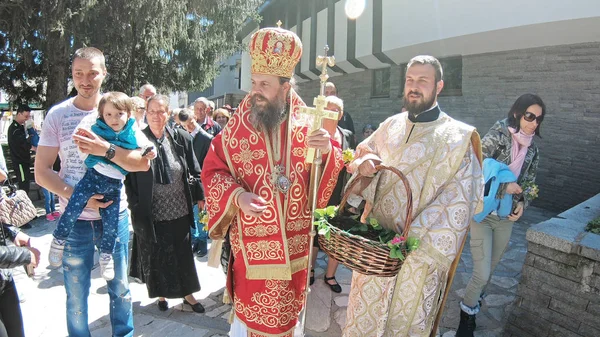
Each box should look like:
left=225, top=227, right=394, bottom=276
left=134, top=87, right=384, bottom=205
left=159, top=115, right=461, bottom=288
left=249, top=91, right=288, bottom=134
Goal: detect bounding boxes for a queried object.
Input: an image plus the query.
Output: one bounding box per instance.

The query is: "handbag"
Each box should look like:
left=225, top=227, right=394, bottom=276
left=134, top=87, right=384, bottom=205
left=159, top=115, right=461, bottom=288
left=0, top=182, right=37, bottom=228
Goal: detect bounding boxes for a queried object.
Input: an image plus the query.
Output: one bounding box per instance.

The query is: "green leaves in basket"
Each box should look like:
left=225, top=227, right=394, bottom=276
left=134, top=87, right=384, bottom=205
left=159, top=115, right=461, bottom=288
left=350, top=217, right=380, bottom=233
left=385, top=235, right=420, bottom=260
left=349, top=223, right=369, bottom=232
left=389, top=246, right=406, bottom=261
left=406, top=237, right=420, bottom=252
left=317, top=222, right=331, bottom=240
left=369, top=217, right=382, bottom=230
left=314, top=205, right=338, bottom=219
left=313, top=206, right=338, bottom=240
left=378, top=230, right=397, bottom=244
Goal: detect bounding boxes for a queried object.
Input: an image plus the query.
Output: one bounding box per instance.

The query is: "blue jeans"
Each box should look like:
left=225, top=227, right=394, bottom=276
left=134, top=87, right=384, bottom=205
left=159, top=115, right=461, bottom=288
left=42, top=187, right=56, bottom=214
left=54, top=168, right=122, bottom=254
left=63, top=209, right=134, bottom=337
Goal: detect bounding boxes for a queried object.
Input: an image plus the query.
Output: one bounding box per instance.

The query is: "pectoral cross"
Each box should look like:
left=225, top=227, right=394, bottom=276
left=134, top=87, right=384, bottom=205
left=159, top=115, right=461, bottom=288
left=298, top=45, right=337, bottom=163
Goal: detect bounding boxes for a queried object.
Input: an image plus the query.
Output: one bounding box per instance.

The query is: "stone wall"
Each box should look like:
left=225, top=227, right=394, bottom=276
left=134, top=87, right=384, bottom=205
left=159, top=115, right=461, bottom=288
left=504, top=194, right=600, bottom=337
left=296, top=42, right=600, bottom=212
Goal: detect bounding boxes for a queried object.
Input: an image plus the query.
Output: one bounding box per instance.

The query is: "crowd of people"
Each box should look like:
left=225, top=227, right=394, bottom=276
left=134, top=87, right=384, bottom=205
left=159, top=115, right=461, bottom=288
left=0, top=23, right=546, bottom=337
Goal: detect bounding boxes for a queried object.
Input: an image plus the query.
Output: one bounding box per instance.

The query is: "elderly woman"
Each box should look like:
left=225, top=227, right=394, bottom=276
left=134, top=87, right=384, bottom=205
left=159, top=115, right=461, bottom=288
left=126, top=95, right=205, bottom=313
left=456, top=94, right=545, bottom=336
left=212, top=108, right=230, bottom=129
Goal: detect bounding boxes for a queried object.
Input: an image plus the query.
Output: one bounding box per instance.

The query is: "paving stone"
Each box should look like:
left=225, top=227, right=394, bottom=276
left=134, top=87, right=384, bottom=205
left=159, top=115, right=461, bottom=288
left=484, top=294, right=515, bottom=307
left=306, top=279, right=332, bottom=332
left=487, top=307, right=504, bottom=322
left=490, top=275, right=519, bottom=289
left=474, top=328, right=504, bottom=337
left=206, top=304, right=232, bottom=318
left=201, top=297, right=217, bottom=308
left=333, top=295, right=348, bottom=307
left=335, top=266, right=353, bottom=284
left=340, top=283, right=351, bottom=295
left=333, top=307, right=347, bottom=330
left=221, top=310, right=231, bottom=320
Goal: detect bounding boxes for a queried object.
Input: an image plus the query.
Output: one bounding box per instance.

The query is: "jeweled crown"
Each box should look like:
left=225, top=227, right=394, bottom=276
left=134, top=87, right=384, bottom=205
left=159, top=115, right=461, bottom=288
left=249, top=24, right=302, bottom=79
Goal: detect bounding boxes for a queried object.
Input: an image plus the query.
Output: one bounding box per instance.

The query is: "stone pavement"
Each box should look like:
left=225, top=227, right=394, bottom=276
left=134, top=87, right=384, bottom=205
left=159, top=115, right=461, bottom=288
left=12, top=204, right=555, bottom=337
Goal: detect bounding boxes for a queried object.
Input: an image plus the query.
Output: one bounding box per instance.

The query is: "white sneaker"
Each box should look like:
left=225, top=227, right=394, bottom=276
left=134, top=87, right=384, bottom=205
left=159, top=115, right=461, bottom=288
left=99, top=253, right=115, bottom=281
left=48, top=238, right=66, bottom=267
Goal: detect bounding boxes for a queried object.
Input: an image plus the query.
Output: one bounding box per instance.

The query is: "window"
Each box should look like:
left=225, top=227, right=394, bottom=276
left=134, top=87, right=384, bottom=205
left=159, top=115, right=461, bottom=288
left=398, top=56, right=463, bottom=98
left=371, top=68, right=390, bottom=98
left=439, top=57, right=462, bottom=96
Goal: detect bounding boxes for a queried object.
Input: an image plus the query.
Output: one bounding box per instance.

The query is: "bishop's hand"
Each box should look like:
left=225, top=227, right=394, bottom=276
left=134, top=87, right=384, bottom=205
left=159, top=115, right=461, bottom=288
left=307, top=128, right=332, bottom=155
left=237, top=192, right=268, bottom=218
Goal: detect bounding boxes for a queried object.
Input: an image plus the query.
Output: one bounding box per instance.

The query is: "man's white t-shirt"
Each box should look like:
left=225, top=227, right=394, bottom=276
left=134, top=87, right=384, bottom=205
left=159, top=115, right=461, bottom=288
left=38, top=97, right=133, bottom=221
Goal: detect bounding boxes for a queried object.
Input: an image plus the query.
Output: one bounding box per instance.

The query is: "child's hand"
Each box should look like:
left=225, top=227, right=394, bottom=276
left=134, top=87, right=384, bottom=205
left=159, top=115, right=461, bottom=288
left=74, top=128, right=89, bottom=138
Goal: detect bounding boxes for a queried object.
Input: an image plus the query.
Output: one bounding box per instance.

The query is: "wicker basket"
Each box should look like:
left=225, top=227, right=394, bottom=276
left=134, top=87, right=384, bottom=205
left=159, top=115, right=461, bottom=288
left=318, top=165, right=413, bottom=277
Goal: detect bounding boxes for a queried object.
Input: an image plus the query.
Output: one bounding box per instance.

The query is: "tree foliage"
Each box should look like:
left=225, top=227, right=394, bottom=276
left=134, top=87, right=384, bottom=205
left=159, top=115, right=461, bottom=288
left=0, top=0, right=260, bottom=109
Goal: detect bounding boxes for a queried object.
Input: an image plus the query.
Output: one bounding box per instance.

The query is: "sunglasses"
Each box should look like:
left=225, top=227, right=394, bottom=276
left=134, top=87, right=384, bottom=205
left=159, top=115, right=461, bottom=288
left=523, top=111, right=543, bottom=123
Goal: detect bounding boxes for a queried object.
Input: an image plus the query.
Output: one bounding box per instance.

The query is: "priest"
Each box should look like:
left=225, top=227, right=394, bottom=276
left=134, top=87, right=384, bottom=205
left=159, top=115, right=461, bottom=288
left=201, top=24, right=343, bottom=337
left=343, top=55, right=484, bottom=337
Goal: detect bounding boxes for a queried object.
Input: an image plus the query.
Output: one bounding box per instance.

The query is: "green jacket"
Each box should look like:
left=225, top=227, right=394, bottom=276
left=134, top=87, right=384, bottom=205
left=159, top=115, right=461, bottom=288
left=481, top=118, right=539, bottom=209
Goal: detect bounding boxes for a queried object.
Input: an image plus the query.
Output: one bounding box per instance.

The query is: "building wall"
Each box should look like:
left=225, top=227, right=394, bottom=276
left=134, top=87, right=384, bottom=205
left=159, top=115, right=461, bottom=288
left=296, top=42, right=600, bottom=212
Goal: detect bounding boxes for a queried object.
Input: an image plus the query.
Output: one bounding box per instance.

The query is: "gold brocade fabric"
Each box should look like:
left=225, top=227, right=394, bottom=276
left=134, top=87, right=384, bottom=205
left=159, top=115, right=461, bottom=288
left=343, top=112, right=484, bottom=337
left=250, top=27, right=302, bottom=79
left=201, top=89, right=343, bottom=336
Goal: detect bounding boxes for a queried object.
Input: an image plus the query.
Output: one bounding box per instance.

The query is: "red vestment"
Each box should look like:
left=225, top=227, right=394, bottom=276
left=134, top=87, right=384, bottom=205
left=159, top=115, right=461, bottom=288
left=202, top=89, right=343, bottom=336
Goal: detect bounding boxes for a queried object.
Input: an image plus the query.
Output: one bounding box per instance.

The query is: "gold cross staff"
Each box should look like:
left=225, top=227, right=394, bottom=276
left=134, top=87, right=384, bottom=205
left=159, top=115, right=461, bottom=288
left=298, top=45, right=337, bottom=337
left=298, top=45, right=337, bottom=164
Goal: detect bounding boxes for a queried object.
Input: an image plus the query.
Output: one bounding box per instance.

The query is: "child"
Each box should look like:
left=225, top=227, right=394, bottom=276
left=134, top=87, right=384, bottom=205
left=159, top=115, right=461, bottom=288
left=48, top=92, right=155, bottom=280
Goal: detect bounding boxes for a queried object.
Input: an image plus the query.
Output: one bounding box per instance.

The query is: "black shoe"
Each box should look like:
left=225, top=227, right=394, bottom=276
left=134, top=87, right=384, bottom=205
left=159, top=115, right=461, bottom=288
left=456, top=309, right=476, bottom=337
left=324, top=275, right=342, bottom=293
left=157, top=299, right=168, bottom=311
left=309, top=269, right=315, bottom=286
left=183, top=299, right=205, bottom=313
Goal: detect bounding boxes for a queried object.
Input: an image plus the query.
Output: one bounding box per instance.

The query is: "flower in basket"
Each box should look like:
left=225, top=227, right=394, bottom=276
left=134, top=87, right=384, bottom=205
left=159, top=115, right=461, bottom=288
left=387, top=234, right=419, bottom=261
left=198, top=209, right=209, bottom=232
left=521, top=181, right=539, bottom=200
left=342, top=148, right=355, bottom=165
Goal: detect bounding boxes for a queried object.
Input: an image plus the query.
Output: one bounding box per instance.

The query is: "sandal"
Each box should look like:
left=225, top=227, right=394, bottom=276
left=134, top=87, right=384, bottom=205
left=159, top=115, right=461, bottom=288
left=309, top=269, right=315, bottom=285
left=324, top=275, right=342, bottom=293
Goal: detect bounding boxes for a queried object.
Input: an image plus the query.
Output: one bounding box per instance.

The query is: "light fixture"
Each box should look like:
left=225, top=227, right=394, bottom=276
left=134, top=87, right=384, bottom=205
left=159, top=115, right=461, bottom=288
left=345, top=0, right=366, bottom=20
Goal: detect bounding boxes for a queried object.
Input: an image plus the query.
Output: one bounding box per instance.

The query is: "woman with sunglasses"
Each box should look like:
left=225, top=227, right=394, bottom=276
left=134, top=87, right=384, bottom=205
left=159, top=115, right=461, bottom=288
left=456, top=93, right=545, bottom=337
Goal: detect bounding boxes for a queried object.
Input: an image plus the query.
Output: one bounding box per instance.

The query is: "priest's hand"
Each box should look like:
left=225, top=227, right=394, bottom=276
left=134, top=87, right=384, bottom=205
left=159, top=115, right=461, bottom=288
left=358, top=159, right=378, bottom=177
left=307, top=128, right=332, bottom=154
left=237, top=192, right=268, bottom=218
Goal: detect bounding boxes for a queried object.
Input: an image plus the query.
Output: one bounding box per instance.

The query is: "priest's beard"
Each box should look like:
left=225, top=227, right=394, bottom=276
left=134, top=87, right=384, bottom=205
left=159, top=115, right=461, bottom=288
left=404, top=85, right=437, bottom=118
left=250, top=88, right=288, bottom=134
